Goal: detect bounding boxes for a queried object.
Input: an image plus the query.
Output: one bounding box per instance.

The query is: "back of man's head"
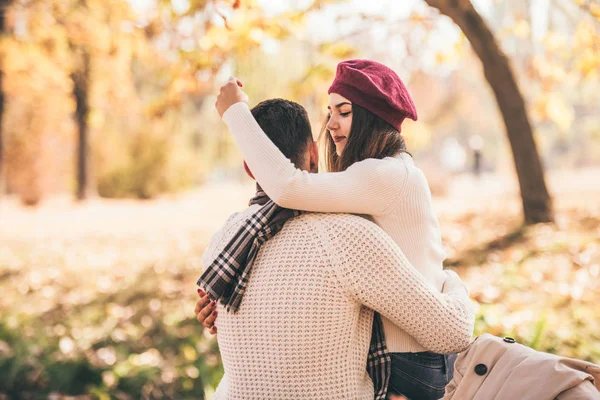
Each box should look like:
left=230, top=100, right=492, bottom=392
left=250, top=99, right=312, bottom=168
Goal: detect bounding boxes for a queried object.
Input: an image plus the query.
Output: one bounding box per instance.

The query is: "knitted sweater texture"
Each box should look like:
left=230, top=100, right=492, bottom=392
left=202, top=208, right=474, bottom=400
left=223, top=102, right=451, bottom=352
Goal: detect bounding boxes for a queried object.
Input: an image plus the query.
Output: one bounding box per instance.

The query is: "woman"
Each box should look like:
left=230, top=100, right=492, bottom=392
left=212, top=59, right=470, bottom=399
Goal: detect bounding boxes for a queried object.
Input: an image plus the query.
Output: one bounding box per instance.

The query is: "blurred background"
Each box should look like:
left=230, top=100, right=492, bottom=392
left=0, top=0, right=599, bottom=398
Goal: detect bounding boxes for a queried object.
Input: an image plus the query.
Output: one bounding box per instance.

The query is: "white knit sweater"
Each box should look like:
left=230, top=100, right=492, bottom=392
left=223, top=102, right=449, bottom=352
left=202, top=208, right=474, bottom=400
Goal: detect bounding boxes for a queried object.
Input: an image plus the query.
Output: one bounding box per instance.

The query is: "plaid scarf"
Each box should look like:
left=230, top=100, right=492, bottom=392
left=197, top=185, right=390, bottom=399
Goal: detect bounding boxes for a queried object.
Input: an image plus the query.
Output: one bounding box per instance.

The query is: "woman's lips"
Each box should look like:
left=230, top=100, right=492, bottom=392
left=333, top=136, right=347, bottom=143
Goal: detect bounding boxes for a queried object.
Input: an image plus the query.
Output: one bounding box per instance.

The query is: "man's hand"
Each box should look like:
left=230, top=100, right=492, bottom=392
left=195, top=288, right=218, bottom=335
left=215, top=76, right=248, bottom=117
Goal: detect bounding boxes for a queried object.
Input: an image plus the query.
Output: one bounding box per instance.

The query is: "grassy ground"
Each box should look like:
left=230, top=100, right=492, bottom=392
left=0, top=171, right=599, bottom=399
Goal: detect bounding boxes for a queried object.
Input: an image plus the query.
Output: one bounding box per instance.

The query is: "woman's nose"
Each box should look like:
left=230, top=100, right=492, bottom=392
left=326, top=116, right=337, bottom=131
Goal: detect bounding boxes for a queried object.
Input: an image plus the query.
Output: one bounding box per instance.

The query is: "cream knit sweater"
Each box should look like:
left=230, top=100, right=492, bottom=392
left=202, top=208, right=474, bottom=400
left=223, top=102, right=450, bottom=352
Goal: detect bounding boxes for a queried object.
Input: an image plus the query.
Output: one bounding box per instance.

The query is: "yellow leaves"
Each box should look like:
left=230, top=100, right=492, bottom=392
left=202, top=24, right=231, bottom=50
left=188, top=0, right=211, bottom=13
left=575, top=47, right=600, bottom=78
left=548, top=99, right=574, bottom=133
left=171, top=0, right=192, bottom=15
left=445, top=198, right=600, bottom=358
left=529, top=54, right=568, bottom=85
left=543, top=31, right=567, bottom=54
left=402, top=121, right=432, bottom=151
left=319, top=41, right=357, bottom=59
left=435, top=40, right=464, bottom=65
left=575, top=0, right=600, bottom=21
left=1, top=175, right=599, bottom=395
left=432, top=31, right=467, bottom=67
left=540, top=32, right=571, bottom=69
left=537, top=23, right=599, bottom=84
left=574, top=21, right=598, bottom=48
left=408, top=12, right=431, bottom=24
left=499, top=18, right=530, bottom=40
left=172, top=75, right=197, bottom=95
left=591, top=2, right=600, bottom=20
left=248, top=27, right=264, bottom=43
left=198, top=35, right=213, bottom=51
left=208, top=12, right=287, bottom=57
left=434, top=52, right=449, bottom=64
left=290, top=63, right=334, bottom=99
left=512, top=19, right=530, bottom=39
left=262, top=20, right=287, bottom=40
left=200, top=8, right=274, bottom=53
left=283, top=9, right=308, bottom=26
left=572, top=22, right=600, bottom=79
left=533, top=92, right=575, bottom=132
left=89, top=110, right=106, bottom=130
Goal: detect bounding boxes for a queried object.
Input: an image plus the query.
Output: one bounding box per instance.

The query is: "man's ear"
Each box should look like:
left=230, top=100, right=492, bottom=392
left=243, top=161, right=255, bottom=180
left=309, top=141, right=319, bottom=173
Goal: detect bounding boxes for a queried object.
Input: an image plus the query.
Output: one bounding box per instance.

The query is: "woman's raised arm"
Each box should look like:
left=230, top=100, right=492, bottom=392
left=223, top=102, right=409, bottom=216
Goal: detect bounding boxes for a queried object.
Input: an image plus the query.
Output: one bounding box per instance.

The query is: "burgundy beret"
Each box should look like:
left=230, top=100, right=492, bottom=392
left=328, top=59, right=418, bottom=131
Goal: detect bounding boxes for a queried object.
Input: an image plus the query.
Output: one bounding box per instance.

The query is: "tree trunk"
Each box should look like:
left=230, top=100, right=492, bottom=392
left=71, top=48, right=95, bottom=200
left=424, top=0, right=554, bottom=224
left=0, top=0, right=9, bottom=194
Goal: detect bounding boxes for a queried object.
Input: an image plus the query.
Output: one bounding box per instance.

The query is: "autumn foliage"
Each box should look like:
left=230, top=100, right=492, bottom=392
left=0, top=0, right=599, bottom=398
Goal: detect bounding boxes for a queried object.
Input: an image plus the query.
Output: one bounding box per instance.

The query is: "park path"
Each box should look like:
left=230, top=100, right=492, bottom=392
left=1, top=168, right=598, bottom=243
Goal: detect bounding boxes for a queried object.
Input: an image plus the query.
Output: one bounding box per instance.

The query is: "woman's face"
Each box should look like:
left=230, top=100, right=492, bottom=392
left=327, top=92, right=353, bottom=156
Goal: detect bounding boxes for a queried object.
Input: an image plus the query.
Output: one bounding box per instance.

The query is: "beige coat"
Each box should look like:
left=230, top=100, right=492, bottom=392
left=443, top=333, right=600, bottom=400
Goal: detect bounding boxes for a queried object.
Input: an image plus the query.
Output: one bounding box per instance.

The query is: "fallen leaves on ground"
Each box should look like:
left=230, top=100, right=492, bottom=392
left=0, top=182, right=599, bottom=398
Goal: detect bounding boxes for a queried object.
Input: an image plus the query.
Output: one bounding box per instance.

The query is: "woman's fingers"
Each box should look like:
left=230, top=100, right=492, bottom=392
left=215, top=77, right=248, bottom=117
left=203, top=308, right=218, bottom=329
left=194, top=294, right=211, bottom=315
left=228, top=76, right=243, bottom=87
left=197, top=299, right=217, bottom=325
left=194, top=288, right=218, bottom=332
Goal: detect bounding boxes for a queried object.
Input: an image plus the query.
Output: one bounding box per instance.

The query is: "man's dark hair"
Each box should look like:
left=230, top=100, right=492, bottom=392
left=251, top=99, right=312, bottom=167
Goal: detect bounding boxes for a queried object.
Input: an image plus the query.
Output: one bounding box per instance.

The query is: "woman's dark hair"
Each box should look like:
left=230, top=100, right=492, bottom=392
left=320, top=103, right=410, bottom=173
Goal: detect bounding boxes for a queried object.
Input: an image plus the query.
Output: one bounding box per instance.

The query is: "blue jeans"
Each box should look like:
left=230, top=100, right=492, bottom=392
left=387, top=352, right=458, bottom=400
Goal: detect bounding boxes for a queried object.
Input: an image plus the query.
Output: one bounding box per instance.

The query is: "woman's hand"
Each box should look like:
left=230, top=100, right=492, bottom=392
left=215, top=76, right=248, bottom=117
left=441, top=270, right=468, bottom=295
left=195, top=288, right=218, bottom=335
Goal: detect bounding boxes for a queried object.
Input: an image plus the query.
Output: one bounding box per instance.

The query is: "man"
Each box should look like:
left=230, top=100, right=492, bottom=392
left=196, top=97, right=474, bottom=399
